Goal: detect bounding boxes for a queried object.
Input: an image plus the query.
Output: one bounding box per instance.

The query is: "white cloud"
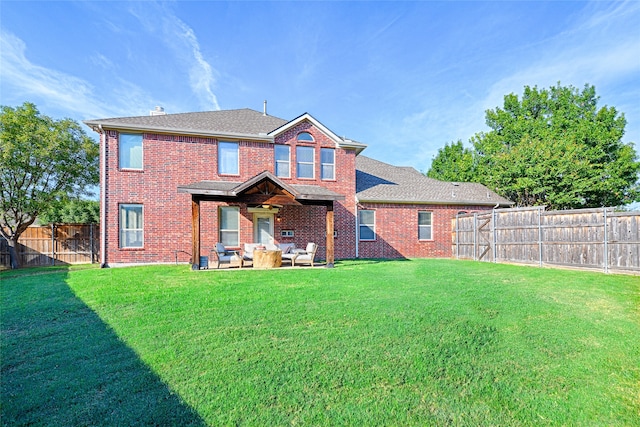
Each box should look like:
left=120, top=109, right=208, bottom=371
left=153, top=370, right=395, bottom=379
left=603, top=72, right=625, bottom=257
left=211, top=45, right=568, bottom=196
left=130, top=3, right=220, bottom=111
left=0, top=30, right=105, bottom=118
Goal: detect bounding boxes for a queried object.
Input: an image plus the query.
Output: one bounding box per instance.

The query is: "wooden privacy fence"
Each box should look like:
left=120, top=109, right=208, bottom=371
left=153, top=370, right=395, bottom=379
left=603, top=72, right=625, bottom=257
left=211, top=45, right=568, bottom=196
left=452, top=207, right=640, bottom=274
left=1, top=224, right=99, bottom=268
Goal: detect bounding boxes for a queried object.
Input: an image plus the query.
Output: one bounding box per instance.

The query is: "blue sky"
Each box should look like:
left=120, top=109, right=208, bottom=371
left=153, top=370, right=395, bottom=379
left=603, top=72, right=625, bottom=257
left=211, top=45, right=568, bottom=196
left=1, top=1, right=639, bottom=173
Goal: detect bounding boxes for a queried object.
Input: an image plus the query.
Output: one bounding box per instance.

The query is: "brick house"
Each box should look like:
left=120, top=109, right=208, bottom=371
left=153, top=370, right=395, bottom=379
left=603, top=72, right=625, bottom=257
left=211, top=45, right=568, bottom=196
left=84, top=108, right=511, bottom=268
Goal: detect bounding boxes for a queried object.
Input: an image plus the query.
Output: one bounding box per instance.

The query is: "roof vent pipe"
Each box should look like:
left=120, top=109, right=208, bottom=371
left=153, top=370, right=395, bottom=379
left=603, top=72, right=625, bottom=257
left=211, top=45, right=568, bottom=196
left=263, top=100, right=267, bottom=116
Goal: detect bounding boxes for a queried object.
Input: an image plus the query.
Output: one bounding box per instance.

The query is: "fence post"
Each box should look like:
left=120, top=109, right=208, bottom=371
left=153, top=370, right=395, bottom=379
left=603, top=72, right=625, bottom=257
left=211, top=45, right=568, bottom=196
left=473, top=213, right=478, bottom=260
left=455, top=213, right=460, bottom=260
left=538, top=206, right=543, bottom=267
left=51, top=223, right=56, bottom=266
left=492, top=209, right=497, bottom=263
left=90, top=224, right=94, bottom=264
left=603, top=208, right=609, bottom=274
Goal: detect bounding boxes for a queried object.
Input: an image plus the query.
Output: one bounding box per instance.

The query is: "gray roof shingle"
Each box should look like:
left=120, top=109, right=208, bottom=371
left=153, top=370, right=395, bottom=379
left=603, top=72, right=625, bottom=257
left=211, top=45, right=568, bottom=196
left=84, top=108, right=288, bottom=137
left=356, top=156, right=512, bottom=206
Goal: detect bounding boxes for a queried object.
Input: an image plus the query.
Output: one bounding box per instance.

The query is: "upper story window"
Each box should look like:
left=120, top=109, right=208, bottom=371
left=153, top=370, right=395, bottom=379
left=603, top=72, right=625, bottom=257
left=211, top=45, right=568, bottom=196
left=297, top=132, right=314, bottom=143
left=359, top=210, right=375, bottom=241
left=275, top=145, right=290, bottom=178
left=218, top=141, right=239, bottom=175
left=321, top=148, right=335, bottom=180
left=418, top=211, right=433, bottom=240
left=119, top=133, right=143, bottom=170
left=296, top=146, right=314, bottom=179
left=120, top=204, right=143, bottom=248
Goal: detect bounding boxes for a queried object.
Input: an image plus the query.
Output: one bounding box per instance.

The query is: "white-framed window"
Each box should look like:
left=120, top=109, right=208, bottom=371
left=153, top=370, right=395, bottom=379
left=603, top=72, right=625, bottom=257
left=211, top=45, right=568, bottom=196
left=297, top=132, right=314, bottom=142
left=359, top=210, right=375, bottom=241
left=321, top=148, right=335, bottom=180
left=120, top=204, right=143, bottom=248
left=275, top=145, right=290, bottom=178
left=219, top=206, right=240, bottom=246
left=296, top=146, right=314, bottom=179
left=218, top=141, right=239, bottom=175
left=119, top=133, right=143, bottom=170
left=418, top=211, right=433, bottom=240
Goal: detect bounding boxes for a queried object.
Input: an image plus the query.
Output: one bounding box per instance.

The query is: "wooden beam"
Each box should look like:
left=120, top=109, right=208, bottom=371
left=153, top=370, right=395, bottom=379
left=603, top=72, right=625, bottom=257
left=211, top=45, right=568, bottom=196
left=239, top=194, right=302, bottom=206
left=191, top=197, right=200, bottom=270
left=326, top=202, right=335, bottom=268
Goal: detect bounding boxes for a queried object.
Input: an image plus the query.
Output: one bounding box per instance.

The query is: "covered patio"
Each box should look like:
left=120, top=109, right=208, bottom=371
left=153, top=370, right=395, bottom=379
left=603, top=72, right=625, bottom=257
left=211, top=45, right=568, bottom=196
left=178, top=171, right=344, bottom=270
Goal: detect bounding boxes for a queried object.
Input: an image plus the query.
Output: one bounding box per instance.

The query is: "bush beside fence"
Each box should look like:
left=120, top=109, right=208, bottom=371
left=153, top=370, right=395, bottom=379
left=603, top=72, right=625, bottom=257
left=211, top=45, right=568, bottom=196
left=453, top=207, right=640, bottom=274
left=0, top=224, right=99, bottom=268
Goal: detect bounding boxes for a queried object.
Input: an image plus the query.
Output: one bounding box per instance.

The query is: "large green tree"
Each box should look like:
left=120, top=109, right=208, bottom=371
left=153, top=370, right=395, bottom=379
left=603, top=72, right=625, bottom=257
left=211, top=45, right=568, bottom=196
left=428, top=83, right=640, bottom=209
left=39, top=199, right=100, bottom=225
left=0, top=102, right=99, bottom=268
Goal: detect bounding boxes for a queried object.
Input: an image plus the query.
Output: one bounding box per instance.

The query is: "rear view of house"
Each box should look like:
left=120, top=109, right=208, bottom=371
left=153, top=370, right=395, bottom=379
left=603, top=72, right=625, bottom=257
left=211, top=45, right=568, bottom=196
left=85, top=108, right=510, bottom=268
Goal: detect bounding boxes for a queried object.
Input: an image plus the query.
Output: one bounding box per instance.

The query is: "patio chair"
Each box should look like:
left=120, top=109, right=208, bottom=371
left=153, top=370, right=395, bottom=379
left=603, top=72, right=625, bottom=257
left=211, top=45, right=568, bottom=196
left=212, top=243, right=243, bottom=269
left=292, top=242, right=318, bottom=267
left=278, top=243, right=297, bottom=266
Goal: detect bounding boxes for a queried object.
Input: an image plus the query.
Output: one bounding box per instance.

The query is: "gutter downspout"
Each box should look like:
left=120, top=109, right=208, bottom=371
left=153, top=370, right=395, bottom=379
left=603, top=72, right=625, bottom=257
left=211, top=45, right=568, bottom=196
left=98, top=125, right=108, bottom=268
left=354, top=196, right=359, bottom=258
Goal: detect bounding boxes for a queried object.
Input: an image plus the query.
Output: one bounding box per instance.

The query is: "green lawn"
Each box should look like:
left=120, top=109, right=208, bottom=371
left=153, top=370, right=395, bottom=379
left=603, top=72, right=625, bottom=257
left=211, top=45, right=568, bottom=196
left=2, top=260, right=639, bottom=426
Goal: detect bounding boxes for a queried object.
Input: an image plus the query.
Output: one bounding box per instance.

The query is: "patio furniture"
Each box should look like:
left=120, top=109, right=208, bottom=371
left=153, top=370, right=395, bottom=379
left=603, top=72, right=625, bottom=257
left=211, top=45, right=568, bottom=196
left=242, top=242, right=277, bottom=266
left=253, top=249, right=282, bottom=269
left=212, top=243, right=243, bottom=269
left=279, top=243, right=297, bottom=266
left=292, top=242, right=318, bottom=267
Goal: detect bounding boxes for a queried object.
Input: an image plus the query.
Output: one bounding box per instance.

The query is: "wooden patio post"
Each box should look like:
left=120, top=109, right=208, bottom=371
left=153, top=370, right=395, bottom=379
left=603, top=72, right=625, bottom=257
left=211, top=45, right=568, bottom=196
left=326, top=202, right=334, bottom=268
left=191, top=197, right=201, bottom=270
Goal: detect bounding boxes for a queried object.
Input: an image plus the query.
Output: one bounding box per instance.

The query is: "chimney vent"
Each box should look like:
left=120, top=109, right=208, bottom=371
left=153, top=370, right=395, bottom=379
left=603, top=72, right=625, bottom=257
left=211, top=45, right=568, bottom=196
left=150, top=106, right=166, bottom=116
left=263, top=100, right=267, bottom=116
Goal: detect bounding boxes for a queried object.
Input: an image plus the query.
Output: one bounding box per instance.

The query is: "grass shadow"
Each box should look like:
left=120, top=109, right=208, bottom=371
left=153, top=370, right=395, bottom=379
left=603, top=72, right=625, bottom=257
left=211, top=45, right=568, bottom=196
left=1, top=268, right=206, bottom=426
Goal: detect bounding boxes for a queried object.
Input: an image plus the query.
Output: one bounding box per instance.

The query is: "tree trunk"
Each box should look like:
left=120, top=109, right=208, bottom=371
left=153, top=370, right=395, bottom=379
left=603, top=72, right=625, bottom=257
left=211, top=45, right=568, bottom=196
left=7, top=236, right=20, bottom=269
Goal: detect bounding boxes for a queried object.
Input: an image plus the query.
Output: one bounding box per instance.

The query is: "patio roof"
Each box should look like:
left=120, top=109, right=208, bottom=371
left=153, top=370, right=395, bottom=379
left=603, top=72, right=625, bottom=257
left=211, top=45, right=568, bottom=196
left=181, top=171, right=341, bottom=270
left=177, top=171, right=345, bottom=203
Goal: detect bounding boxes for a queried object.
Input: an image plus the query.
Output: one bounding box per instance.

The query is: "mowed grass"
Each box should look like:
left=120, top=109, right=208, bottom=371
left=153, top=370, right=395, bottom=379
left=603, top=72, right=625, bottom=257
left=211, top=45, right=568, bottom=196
left=2, top=260, right=639, bottom=426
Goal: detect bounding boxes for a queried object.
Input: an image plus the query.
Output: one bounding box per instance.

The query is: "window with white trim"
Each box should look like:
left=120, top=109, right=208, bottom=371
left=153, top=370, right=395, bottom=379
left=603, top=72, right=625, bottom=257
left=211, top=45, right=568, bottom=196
left=120, top=204, right=143, bottom=248
left=321, top=148, right=335, bottom=180
left=297, top=132, right=314, bottom=142
left=119, top=133, right=143, bottom=170
left=218, top=142, right=239, bottom=175
left=275, top=145, right=290, bottom=178
left=359, top=210, right=375, bottom=241
left=219, top=206, right=240, bottom=246
left=296, top=146, right=314, bottom=179
left=418, top=211, right=433, bottom=240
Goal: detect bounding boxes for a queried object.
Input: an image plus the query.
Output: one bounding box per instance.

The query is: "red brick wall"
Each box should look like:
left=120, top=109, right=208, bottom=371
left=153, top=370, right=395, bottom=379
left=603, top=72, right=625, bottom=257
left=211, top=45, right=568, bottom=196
left=102, top=120, right=358, bottom=265
left=356, top=203, right=488, bottom=259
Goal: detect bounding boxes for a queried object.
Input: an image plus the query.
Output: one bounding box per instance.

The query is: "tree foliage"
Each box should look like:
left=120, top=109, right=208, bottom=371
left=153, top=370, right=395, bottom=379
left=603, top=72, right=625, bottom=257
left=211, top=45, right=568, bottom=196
left=39, top=199, right=100, bottom=225
left=426, top=140, right=476, bottom=182
left=0, top=102, right=99, bottom=268
left=428, top=83, right=640, bottom=209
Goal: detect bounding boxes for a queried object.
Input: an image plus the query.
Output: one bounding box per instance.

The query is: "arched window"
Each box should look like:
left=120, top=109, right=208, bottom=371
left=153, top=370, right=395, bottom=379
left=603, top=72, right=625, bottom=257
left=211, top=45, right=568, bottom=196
left=297, top=132, right=314, bottom=142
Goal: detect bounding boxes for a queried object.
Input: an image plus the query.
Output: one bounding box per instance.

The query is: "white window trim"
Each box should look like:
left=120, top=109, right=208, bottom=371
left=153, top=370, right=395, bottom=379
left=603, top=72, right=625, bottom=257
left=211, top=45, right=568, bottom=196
left=418, top=211, right=433, bottom=241
left=219, top=206, right=240, bottom=246
left=119, top=204, right=143, bottom=248
left=218, top=141, right=239, bottom=176
left=275, top=145, right=291, bottom=178
left=358, top=210, right=376, bottom=241
left=119, top=133, right=143, bottom=170
left=296, top=146, right=315, bottom=179
left=321, top=148, right=335, bottom=181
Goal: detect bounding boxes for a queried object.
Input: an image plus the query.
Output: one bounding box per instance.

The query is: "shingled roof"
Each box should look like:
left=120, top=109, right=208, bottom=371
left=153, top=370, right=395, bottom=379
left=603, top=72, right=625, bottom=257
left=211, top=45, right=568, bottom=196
left=84, top=108, right=288, bottom=139
left=356, top=156, right=512, bottom=207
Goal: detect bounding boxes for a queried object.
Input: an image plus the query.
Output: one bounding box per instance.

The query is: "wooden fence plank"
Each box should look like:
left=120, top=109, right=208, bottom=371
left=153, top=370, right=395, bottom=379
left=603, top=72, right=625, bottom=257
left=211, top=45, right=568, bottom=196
left=1, top=224, right=99, bottom=268
left=453, top=207, right=639, bottom=274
